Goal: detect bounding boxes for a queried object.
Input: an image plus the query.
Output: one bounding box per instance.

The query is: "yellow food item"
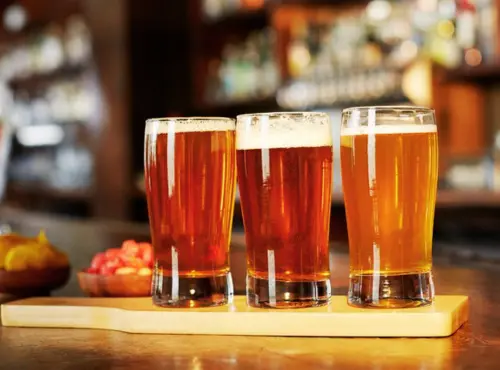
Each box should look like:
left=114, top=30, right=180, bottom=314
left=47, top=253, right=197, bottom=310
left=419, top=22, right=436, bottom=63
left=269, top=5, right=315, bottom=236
left=0, top=234, right=34, bottom=268
left=0, top=234, right=30, bottom=248
left=0, top=230, right=69, bottom=271
left=138, top=267, right=152, bottom=276
left=36, top=230, right=50, bottom=245
left=4, top=246, right=45, bottom=271
left=0, top=244, right=12, bottom=269
left=115, top=267, right=137, bottom=275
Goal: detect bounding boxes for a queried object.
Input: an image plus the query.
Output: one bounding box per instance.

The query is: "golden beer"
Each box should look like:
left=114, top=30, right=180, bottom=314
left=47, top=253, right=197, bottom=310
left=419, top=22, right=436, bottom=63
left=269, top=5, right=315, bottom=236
left=144, top=118, right=236, bottom=307
left=236, top=112, right=333, bottom=308
left=340, top=107, right=438, bottom=308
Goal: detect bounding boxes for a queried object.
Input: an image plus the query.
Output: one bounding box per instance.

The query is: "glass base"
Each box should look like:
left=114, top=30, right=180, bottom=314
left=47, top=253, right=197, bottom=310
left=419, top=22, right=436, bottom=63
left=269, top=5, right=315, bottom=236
left=246, top=275, right=331, bottom=309
left=152, top=271, right=233, bottom=308
left=348, top=271, right=434, bottom=308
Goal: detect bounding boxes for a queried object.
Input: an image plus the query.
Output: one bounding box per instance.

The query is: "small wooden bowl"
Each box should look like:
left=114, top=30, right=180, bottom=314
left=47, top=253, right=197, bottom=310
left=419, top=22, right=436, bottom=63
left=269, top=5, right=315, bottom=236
left=0, top=267, right=71, bottom=297
left=77, top=271, right=152, bottom=297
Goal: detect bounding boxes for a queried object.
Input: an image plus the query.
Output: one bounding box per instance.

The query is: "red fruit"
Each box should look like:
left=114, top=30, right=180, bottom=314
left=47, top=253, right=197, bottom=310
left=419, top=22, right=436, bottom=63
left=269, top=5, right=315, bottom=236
left=105, top=256, right=125, bottom=269
left=99, top=265, right=115, bottom=275
left=124, top=256, right=145, bottom=268
left=86, top=267, right=98, bottom=274
left=118, top=254, right=139, bottom=267
left=90, top=252, right=107, bottom=269
left=122, top=240, right=141, bottom=257
left=105, top=248, right=122, bottom=259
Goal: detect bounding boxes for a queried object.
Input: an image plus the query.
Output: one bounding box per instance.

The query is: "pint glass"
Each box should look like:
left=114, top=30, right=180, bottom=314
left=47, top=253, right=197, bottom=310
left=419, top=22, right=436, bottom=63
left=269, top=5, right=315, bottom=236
left=340, top=106, right=438, bottom=308
left=236, top=112, right=333, bottom=308
left=144, top=117, right=236, bottom=307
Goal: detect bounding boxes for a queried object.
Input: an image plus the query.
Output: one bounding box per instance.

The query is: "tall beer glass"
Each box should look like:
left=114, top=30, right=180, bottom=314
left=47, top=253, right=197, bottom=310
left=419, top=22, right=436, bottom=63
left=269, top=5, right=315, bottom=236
left=144, top=117, right=236, bottom=307
left=340, top=106, right=438, bottom=308
left=237, top=112, right=333, bottom=308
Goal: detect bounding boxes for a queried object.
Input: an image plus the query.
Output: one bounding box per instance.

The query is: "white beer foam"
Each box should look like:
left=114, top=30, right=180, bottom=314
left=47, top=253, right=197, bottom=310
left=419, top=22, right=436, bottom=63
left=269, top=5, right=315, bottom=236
left=145, top=118, right=235, bottom=135
left=236, top=121, right=332, bottom=150
left=341, top=124, right=437, bottom=136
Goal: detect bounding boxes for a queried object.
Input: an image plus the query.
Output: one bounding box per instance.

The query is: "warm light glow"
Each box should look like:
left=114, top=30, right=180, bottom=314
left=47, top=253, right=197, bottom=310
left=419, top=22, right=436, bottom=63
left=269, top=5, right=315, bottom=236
left=16, top=124, right=64, bottom=147
left=191, top=357, right=202, bottom=370
left=366, top=1, right=392, bottom=21
left=289, top=46, right=311, bottom=76
left=3, top=4, right=27, bottom=33
left=438, top=0, right=456, bottom=19
left=465, top=48, right=482, bottom=67
left=241, top=0, right=264, bottom=9
left=402, top=59, right=432, bottom=107
left=417, top=0, right=438, bottom=12
left=400, top=40, right=418, bottom=60
left=437, top=20, right=455, bottom=39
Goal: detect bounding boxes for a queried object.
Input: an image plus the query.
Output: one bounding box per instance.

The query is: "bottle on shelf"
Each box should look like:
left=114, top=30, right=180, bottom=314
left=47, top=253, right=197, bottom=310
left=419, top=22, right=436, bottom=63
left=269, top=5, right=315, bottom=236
left=202, top=0, right=265, bottom=20
left=278, top=3, right=412, bottom=110
left=205, top=27, right=279, bottom=105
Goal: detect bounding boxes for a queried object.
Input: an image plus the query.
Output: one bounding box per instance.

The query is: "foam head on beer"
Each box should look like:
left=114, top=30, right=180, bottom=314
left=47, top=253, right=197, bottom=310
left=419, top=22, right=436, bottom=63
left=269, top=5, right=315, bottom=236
left=236, top=112, right=332, bottom=150
left=145, top=117, right=235, bottom=135
left=341, top=106, right=437, bottom=136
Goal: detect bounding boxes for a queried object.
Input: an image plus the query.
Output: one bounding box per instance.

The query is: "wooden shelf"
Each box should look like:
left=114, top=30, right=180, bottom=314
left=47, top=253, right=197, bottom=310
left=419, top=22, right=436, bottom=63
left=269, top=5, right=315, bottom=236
left=203, top=0, right=368, bottom=25
left=435, top=190, right=500, bottom=207
left=133, top=183, right=500, bottom=208
left=7, top=183, right=92, bottom=202
left=194, top=96, right=278, bottom=116
left=444, top=64, right=500, bottom=83
left=8, top=64, right=88, bottom=92
left=195, top=92, right=410, bottom=116
left=204, top=7, right=267, bottom=28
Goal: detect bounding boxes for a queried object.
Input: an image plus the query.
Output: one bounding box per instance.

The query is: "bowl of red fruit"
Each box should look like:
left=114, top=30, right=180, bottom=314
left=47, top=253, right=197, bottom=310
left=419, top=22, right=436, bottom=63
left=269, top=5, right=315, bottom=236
left=78, top=240, right=153, bottom=297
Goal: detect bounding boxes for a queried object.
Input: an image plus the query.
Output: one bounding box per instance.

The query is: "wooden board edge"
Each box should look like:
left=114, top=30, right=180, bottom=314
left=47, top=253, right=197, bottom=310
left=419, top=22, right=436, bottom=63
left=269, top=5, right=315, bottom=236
left=1, top=295, right=470, bottom=338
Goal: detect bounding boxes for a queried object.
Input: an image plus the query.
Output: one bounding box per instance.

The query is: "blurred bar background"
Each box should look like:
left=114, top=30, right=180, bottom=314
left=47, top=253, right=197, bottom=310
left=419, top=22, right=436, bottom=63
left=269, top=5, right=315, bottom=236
left=0, top=0, right=499, bottom=252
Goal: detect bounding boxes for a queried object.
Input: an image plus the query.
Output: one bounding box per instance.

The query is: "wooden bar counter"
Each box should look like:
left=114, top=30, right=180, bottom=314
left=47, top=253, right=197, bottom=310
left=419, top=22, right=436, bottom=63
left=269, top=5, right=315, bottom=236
left=0, top=207, right=499, bottom=369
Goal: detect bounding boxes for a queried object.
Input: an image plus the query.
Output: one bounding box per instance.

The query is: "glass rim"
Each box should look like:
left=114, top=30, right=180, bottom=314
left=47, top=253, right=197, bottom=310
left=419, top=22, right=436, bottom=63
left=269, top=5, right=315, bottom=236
left=342, top=106, right=434, bottom=115
left=236, top=111, right=329, bottom=120
left=145, top=116, right=235, bottom=124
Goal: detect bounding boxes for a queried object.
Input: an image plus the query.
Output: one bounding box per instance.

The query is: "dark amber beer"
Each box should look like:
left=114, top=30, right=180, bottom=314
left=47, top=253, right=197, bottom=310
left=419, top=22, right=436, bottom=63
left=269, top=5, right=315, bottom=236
left=144, top=117, right=236, bottom=307
left=237, top=112, right=333, bottom=308
left=340, top=107, right=438, bottom=308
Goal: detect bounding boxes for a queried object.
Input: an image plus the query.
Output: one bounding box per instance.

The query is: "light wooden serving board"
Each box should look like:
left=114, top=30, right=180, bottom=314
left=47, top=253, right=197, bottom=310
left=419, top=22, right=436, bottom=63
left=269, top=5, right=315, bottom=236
left=1, top=295, right=469, bottom=337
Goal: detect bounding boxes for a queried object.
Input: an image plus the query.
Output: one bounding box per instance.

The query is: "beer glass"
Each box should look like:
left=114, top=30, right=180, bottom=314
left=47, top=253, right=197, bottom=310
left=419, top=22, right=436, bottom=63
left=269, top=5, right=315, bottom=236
left=340, top=106, right=438, bottom=308
left=236, top=112, right=333, bottom=308
left=144, top=117, right=236, bottom=307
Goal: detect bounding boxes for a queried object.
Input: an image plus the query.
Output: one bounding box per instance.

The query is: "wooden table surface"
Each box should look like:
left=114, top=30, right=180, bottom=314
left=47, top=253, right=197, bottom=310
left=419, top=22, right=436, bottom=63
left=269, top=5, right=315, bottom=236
left=0, top=207, right=499, bottom=369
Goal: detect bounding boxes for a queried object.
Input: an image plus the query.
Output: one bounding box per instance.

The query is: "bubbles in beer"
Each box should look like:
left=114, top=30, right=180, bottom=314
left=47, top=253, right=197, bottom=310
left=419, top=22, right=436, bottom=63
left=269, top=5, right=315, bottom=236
left=145, top=118, right=235, bottom=135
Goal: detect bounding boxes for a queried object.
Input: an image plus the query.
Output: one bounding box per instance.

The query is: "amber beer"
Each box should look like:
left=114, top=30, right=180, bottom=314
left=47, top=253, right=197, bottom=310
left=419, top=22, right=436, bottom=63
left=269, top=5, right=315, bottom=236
left=144, top=117, right=236, bottom=307
left=341, top=107, right=438, bottom=308
left=236, top=112, right=333, bottom=308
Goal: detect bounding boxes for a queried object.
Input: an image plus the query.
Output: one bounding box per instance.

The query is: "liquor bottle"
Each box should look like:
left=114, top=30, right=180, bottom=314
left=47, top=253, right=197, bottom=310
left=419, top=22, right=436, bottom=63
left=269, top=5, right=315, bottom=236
left=475, top=0, right=497, bottom=64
